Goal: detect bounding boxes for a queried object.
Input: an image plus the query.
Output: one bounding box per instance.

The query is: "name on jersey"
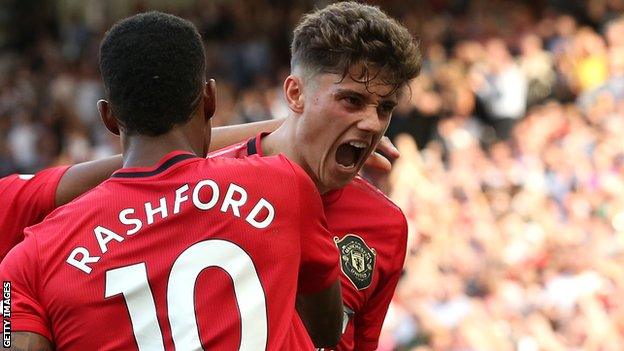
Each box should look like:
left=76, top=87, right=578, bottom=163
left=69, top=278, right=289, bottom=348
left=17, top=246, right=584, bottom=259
left=66, top=181, right=275, bottom=274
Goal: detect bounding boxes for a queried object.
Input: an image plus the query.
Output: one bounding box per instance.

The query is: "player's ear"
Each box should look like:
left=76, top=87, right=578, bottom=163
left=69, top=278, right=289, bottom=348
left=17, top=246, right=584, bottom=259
left=203, top=79, right=216, bottom=122
left=284, top=75, right=304, bottom=114
left=97, top=99, right=120, bottom=136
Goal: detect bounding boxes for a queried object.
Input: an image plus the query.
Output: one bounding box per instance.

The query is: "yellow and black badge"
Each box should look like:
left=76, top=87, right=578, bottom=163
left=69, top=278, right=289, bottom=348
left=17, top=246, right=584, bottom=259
left=334, top=234, right=376, bottom=290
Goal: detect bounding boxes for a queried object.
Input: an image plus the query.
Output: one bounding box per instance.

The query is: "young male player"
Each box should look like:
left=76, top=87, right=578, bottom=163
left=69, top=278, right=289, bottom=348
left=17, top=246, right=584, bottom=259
left=0, top=12, right=342, bottom=350
left=210, top=3, right=421, bottom=350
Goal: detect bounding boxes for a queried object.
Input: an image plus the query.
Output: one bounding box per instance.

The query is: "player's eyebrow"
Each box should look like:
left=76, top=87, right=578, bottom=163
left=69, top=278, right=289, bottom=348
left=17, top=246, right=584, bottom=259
left=380, top=99, right=398, bottom=109
left=334, top=88, right=397, bottom=106
left=334, top=88, right=366, bottom=98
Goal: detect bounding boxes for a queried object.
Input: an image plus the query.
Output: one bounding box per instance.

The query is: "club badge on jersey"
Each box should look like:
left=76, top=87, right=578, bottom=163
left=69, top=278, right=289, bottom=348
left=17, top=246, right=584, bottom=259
left=334, top=234, right=376, bottom=290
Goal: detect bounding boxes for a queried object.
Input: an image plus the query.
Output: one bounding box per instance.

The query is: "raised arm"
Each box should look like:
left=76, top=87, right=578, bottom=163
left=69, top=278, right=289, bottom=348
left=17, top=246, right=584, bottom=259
left=209, top=118, right=284, bottom=151
left=55, top=119, right=285, bottom=206
left=55, top=155, right=122, bottom=206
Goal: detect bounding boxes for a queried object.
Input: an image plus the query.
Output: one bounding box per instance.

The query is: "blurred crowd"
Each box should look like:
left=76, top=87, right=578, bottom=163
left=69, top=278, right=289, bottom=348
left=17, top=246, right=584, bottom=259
left=3, top=0, right=624, bottom=350
left=381, top=1, right=624, bottom=350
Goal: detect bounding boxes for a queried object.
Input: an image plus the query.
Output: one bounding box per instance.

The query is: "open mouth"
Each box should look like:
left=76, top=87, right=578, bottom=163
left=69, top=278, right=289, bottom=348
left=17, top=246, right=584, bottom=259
left=335, top=140, right=369, bottom=170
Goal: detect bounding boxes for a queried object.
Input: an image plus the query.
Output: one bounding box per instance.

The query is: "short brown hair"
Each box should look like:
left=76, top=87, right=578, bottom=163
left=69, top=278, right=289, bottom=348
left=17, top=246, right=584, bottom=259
left=291, top=2, right=421, bottom=94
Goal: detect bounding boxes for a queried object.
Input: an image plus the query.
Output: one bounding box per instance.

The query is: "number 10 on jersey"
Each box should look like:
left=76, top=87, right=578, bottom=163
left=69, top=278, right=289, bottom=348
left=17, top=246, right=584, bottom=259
left=105, top=239, right=268, bottom=350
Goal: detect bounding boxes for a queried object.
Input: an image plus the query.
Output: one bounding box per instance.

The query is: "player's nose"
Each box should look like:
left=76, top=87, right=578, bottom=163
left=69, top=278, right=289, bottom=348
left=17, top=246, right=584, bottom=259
left=357, top=109, right=382, bottom=134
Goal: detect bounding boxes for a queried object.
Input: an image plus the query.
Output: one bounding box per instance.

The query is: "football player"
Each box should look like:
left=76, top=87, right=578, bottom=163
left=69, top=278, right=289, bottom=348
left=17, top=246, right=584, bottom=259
left=211, top=3, right=421, bottom=350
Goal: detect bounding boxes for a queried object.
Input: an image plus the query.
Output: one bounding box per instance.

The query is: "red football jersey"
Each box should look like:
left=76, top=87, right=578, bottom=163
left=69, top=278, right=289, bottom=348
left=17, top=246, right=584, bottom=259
left=211, top=134, right=409, bottom=351
left=1, top=151, right=339, bottom=350
left=0, top=166, right=69, bottom=261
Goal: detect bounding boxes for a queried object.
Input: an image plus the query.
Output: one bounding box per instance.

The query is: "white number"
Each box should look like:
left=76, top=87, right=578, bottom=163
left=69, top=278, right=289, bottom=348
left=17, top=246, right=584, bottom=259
left=105, top=239, right=268, bottom=351
left=105, top=263, right=165, bottom=350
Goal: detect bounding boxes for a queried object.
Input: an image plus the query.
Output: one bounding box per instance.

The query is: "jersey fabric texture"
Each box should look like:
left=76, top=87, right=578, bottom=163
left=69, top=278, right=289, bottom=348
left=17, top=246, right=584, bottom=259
left=0, top=151, right=338, bottom=350
left=0, top=166, right=70, bottom=261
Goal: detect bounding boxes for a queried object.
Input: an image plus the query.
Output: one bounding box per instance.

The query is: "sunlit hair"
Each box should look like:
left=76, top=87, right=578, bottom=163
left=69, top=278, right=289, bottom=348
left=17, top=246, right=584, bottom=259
left=291, top=1, right=421, bottom=95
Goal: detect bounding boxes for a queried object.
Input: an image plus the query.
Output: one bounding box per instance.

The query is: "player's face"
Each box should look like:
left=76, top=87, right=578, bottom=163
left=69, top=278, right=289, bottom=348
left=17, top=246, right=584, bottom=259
left=297, top=66, right=399, bottom=193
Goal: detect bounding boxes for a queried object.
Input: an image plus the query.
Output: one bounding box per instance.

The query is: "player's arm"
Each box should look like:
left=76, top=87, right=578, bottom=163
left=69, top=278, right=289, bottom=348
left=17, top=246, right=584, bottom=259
left=209, top=118, right=284, bottom=151
left=55, top=155, right=121, bottom=206
left=7, top=333, right=53, bottom=351
left=288, top=159, right=343, bottom=348
left=55, top=119, right=285, bottom=206
left=354, top=214, right=408, bottom=350
left=297, top=280, right=343, bottom=348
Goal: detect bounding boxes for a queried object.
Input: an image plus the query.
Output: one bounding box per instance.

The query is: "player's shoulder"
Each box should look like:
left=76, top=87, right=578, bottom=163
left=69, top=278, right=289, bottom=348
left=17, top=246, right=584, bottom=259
left=25, top=172, right=112, bottom=238
left=348, top=176, right=405, bottom=218
left=344, top=177, right=408, bottom=247
left=0, top=166, right=70, bottom=195
left=206, top=152, right=304, bottom=178
left=0, top=174, right=26, bottom=195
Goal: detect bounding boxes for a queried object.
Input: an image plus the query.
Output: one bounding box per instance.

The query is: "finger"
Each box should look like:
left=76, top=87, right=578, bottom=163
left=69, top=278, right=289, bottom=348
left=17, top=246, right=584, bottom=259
left=376, top=136, right=400, bottom=160
left=364, top=152, right=392, bottom=174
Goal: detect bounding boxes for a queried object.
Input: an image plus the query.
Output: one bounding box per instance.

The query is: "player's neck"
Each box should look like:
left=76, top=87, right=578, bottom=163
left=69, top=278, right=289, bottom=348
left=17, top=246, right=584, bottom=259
left=262, top=119, right=328, bottom=194
left=261, top=119, right=298, bottom=160
left=122, top=129, right=199, bottom=168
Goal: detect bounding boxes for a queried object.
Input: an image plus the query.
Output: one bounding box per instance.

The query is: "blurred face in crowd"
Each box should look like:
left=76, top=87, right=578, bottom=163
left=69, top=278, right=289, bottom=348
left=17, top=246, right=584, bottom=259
left=285, top=63, right=400, bottom=193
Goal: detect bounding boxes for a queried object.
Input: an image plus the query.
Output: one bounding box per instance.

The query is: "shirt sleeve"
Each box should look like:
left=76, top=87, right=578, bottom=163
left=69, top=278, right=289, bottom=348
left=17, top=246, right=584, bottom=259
left=0, top=234, right=52, bottom=340
left=354, top=213, right=408, bottom=351
left=0, top=166, right=70, bottom=260
left=287, top=160, right=340, bottom=294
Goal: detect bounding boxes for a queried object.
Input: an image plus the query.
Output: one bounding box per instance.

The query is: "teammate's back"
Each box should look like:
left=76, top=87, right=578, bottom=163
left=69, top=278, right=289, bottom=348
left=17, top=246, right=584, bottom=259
left=2, top=152, right=337, bottom=350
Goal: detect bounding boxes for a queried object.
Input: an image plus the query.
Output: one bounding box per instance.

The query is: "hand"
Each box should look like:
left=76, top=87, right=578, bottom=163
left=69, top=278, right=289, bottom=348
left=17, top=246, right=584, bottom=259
left=363, top=136, right=400, bottom=174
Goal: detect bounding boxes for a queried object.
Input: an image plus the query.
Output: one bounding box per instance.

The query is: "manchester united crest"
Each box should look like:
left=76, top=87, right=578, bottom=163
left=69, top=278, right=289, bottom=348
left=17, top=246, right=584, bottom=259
left=334, top=234, right=376, bottom=290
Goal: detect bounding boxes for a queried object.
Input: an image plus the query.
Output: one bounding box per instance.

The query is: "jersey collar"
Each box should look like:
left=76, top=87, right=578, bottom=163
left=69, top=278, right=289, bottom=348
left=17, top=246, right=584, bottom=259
left=111, top=151, right=199, bottom=179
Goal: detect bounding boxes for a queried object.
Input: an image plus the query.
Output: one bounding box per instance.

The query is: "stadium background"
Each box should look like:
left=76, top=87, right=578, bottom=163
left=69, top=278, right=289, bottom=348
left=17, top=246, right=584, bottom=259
left=3, top=0, right=624, bottom=349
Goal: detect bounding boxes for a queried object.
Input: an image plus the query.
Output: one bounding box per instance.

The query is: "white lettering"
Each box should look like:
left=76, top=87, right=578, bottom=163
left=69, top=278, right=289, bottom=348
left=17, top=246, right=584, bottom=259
left=221, top=184, right=247, bottom=217
left=68, top=178, right=279, bottom=274
left=245, top=198, right=275, bottom=229
left=95, top=226, right=125, bottom=253
left=66, top=247, right=101, bottom=274
left=193, top=180, right=219, bottom=210
left=173, top=184, right=190, bottom=214
left=145, top=197, right=168, bottom=225
left=119, top=208, right=142, bottom=235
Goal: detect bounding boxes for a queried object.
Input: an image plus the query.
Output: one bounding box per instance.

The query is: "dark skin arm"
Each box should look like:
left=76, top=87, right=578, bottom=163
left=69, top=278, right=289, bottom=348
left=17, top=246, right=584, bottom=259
left=7, top=333, right=53, bottom=351
left=296, top=279, right=343, bottom=348
left=55, top=155, right=121, bottom=206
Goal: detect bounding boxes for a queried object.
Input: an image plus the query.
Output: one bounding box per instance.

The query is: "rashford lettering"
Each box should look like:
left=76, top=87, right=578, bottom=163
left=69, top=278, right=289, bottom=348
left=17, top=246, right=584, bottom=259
left=66, top=181, right=275, bottom=274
